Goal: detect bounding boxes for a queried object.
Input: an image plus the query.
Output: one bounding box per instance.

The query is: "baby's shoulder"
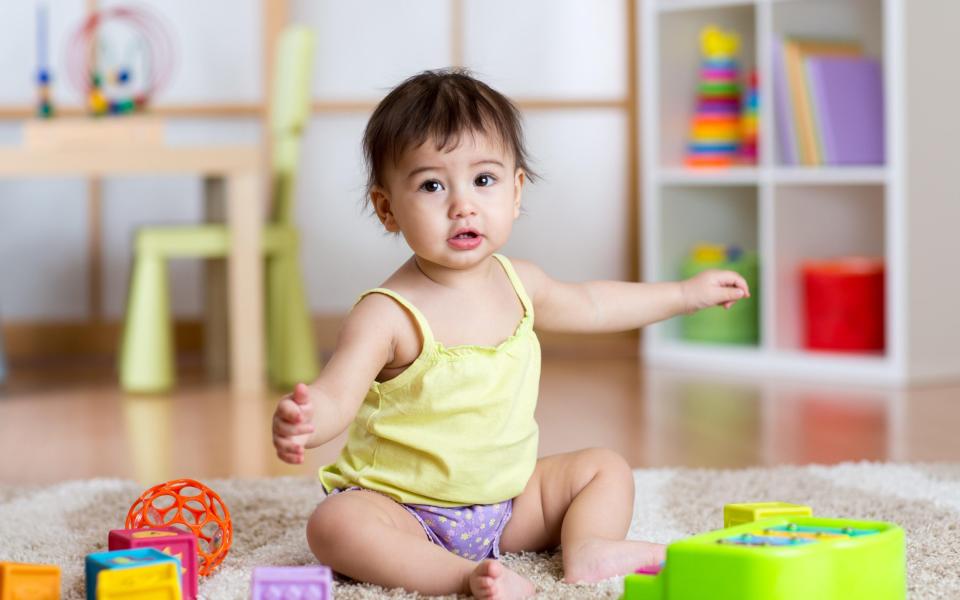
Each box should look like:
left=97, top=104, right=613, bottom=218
left=351, top=290, right=409, bottom=326
left=350, top=290, right=423, bottom=367
left=500, top=256, right=547, bottom=299
left=352, top=287, right=421, bottom=338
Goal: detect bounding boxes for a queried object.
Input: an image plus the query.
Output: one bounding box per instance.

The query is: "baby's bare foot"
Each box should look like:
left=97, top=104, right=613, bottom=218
left=468, top=559, right=536, bottom=600
left=562, top=538, right=666, bottom=584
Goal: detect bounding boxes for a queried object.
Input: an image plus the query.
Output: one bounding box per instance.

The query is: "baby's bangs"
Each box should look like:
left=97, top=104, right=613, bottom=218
left=390, top=81, right=515, bottom=166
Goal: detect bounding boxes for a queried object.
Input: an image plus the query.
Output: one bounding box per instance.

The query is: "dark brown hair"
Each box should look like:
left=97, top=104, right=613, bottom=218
left=362, top=68, right=537, bottom=202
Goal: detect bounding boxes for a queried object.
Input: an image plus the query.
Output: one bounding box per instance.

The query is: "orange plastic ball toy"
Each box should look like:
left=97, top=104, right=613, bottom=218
left=125, top=478, right=232, bottom=576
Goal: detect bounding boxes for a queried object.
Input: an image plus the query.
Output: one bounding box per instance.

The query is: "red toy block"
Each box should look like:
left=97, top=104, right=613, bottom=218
left=0, top=562, right=60, bottom=600
left=108, top=527, right=197, bottom=599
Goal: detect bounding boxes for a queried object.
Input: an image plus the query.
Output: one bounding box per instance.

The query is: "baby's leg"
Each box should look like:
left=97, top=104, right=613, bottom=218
left=498, top=448, right=666, bottom=583
left=307, top=489, right=535, bottom=599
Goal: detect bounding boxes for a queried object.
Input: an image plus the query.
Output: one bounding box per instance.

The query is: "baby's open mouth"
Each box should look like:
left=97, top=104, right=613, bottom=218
left=448, top=229, right=483, bottom=249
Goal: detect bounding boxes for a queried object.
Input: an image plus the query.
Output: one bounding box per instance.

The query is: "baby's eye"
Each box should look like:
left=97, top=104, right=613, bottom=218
left=474, top=174, right=496, bottom=187
left=418, top=180, right=444, bottom=193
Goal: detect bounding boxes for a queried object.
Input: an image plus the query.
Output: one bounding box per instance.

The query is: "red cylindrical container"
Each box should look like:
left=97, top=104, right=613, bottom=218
left=802, top=258, right=885, bottom=352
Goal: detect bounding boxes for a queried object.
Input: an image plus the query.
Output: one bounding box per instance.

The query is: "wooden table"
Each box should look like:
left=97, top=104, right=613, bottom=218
left=0, top=145, right=266, bottom=396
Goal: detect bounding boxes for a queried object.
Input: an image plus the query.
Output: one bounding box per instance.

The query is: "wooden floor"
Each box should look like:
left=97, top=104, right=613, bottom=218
left=1, top=354, right=958, bottom=485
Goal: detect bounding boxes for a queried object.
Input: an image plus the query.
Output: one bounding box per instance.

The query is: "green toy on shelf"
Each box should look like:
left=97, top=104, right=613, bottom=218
left=681, top=243, right=758, bottom=344
left=622, top=502, right=905, bottom=600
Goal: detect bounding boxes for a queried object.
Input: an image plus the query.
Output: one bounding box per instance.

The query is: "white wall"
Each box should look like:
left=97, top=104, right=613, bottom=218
left=0, top=0, right=630, bottom=320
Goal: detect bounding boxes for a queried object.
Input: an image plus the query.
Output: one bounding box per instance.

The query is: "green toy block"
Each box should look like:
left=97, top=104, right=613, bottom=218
left=724, top=502, right=813, bottom=528
left=622, top=515, right=904, bottom=600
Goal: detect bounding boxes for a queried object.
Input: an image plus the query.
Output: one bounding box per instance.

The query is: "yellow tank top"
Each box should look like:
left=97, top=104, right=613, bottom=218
left=319, top=254, right=541, bottom=507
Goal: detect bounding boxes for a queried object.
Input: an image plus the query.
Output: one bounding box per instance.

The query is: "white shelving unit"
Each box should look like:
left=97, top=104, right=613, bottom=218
left=640, top=0, right=960, bottom=385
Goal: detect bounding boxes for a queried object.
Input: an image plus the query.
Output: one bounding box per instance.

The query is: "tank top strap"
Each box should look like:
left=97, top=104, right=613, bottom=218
left=356, top=288, right=436, bottom=349
left=492, top=254, right=535, bottom=319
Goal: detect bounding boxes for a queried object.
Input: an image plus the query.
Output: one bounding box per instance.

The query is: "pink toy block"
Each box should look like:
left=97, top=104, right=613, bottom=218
left=108, top=527, right=198, bottom=599
left=251, top=566, right=332, bottom=600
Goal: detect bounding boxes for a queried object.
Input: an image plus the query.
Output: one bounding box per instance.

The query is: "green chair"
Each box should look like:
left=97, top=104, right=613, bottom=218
left=120, top=26, right=319, bottom=393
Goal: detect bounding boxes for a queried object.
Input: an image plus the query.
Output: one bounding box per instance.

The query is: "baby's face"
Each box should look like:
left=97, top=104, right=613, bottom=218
left=372, top=131, right=524, bottom=270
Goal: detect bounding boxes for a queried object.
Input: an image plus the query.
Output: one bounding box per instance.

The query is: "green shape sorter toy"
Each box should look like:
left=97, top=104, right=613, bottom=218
left=623, top=509, right=904, bottom=600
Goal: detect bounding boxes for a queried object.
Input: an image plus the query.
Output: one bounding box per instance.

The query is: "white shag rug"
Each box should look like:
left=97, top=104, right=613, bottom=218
left=2, top=463, right=959, bottom=599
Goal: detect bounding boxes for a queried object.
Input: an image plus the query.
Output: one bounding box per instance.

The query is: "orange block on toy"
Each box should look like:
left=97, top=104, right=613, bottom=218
left=125, top=479, right=232, bottom=577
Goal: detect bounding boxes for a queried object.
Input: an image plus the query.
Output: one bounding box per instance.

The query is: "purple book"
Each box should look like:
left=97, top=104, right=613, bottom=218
left=773, top=38, right=798, bottom=165
left=806, top=56, right=885, bottom=165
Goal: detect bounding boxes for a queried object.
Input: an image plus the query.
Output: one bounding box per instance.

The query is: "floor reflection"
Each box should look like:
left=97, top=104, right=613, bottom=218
left=122, top=395, right=174, bottom=486
left=642, top=370, right=924, bottom=468
left=768, top=390, right=888, bottom=464
left=1, top=356, right=959, bottom=484
left=643, top=375, right=764, bottom=467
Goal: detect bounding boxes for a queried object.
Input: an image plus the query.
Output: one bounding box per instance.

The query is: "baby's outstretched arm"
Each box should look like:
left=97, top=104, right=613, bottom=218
left=514, top=260, right=750, bottom=334
left=272, top=296, right=395, bottom=464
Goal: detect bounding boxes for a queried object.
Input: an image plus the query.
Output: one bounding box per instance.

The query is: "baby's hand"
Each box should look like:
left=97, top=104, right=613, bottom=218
left=680, top=269, right=750, bottom=313
left=272, top=383, right=317, bottom=464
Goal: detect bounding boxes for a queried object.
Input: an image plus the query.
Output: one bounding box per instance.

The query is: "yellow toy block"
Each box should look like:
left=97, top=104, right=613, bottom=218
left=97, top=562, right=181, bottom=600
left=0, top=562, right=60, bottom=600
left=724, top=502, right=813, bottom=528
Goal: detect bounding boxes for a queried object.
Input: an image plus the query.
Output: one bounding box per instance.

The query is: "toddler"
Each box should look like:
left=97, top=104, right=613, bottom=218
left=272, top=69, right=749, bottom=599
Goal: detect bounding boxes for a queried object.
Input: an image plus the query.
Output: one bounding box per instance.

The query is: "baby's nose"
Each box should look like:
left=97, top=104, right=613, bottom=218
left=449, top=193, right=478, bottom=218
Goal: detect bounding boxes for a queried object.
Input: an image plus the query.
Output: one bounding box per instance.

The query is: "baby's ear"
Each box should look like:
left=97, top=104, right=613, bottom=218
left=513, top=169, right=525, bottom=216
left=371, top=187, right=400, bottom=232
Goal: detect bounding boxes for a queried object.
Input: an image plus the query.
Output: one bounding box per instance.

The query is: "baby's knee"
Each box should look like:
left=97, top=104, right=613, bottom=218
left=579, top=447, right=633, bottom=483
left=306, top=500, right=348, bottom=560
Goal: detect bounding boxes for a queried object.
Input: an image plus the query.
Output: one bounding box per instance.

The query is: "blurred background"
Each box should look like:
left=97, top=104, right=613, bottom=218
left=0, top=0, right=957, bottom=486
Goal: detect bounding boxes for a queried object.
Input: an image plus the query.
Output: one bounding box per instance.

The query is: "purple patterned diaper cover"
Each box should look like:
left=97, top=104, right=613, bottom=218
left=328, top=487, right=513, bottom=560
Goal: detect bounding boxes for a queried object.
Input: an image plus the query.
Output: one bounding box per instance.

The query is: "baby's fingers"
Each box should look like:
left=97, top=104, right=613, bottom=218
left=278, top=451, right=304, bottom=465
left=292, top=383, right=311, bottom=405
left=273, top=436, right=305, bottom=463
left=274, top=419, right=315, bottom=438
left=724, top=272, right=750, bottom=297
left=276, top=397, right=303, bottom=424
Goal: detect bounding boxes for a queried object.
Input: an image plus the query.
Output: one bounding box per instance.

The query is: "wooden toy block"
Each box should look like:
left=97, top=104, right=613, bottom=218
left=0, top=562, right=60, bottom=600
left=85, top=548, right=181, bottom=600
left=723, top=502, right=812, bottom=528
left=109, top=527, right=197, bottom=599
left=251, top=566, right=332, bottom=600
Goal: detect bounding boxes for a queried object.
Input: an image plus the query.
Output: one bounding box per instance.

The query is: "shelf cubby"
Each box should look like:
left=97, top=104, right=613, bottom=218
left=769, top=0, right=886, bottom=168
left=655, top=185, right=759, bottom=343
left=772, top=184, right=885, bottom=354
left=656, top=3, right=756, bottom=169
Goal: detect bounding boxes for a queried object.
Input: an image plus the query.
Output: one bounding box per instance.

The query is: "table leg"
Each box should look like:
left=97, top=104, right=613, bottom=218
left=226, top=171, right=265, bottom=396
left=203, top=176, right=229, bottom=381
